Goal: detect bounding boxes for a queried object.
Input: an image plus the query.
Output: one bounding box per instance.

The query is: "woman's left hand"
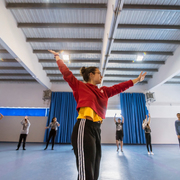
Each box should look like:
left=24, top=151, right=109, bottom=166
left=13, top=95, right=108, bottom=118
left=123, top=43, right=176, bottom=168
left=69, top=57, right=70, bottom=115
left=138, top=71, right=147, bottom=82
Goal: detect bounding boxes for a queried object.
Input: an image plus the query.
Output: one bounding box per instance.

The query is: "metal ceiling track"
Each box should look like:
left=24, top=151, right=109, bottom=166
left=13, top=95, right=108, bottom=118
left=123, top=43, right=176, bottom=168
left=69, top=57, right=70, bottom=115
left=117, top=24, right=180, bottom=30
left=6, top=3, right=107, bottom=9
left=27, top=38, right=102, bottom=43
left=123, top=4, right=180, bottom=11
left=18, top=23, right=104, bottom=28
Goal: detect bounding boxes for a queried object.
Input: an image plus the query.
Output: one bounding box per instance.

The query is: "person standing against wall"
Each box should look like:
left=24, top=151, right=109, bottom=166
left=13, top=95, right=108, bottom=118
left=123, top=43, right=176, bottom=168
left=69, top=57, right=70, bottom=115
left=44, top=117, right=60, bottom=150
left=114, top=114, right=124, bottom=152
left=142, top=113, right=154, bottom=155
left=175, top=113, right=180, bottom=148
left=16, top=116, right=31, bottom=150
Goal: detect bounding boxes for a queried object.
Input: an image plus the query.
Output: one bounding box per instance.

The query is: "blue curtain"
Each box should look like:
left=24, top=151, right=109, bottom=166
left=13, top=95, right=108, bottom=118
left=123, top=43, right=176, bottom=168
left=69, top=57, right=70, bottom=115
left=120, top=93, right=148, bottom=144
left=44, top=92, right=78, bottom=143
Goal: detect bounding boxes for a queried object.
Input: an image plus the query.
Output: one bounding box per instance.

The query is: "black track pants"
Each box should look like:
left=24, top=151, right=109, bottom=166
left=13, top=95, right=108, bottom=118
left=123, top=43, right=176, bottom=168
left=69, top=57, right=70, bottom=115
left=145, top=133, right=152, bottom=152
left=71, top=119, right=101, bottom=180
left=45, top=129, right=57, bottom=149
left=17, top=134, right=27, bottom=149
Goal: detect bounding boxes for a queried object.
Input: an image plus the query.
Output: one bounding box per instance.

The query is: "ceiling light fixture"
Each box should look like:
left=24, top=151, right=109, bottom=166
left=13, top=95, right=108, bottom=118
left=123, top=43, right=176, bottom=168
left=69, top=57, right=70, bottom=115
left=137, top=55, right=144, bottom=61
left=59, top=51, right=70, bottom=61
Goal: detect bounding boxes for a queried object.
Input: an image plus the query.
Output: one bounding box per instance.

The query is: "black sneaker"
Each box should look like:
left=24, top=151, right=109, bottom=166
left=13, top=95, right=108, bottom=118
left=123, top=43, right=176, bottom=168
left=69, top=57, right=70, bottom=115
left=23, top=148, right=26, bottom=150
left=16, top=148, right=19, bottom=151
left=44, top=147, right=47, bottom=150
left=51, top=148, right=54, bottom=150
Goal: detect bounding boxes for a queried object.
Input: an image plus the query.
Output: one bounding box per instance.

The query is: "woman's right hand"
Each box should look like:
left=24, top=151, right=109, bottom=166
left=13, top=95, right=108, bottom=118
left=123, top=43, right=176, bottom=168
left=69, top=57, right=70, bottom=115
left=48, top=50, right=61, bottom=61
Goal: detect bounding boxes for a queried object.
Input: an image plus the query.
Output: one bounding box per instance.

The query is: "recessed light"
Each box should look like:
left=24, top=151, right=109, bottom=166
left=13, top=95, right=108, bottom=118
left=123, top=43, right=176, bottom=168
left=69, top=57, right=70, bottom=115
left=137, top=55, right=143, bottom=61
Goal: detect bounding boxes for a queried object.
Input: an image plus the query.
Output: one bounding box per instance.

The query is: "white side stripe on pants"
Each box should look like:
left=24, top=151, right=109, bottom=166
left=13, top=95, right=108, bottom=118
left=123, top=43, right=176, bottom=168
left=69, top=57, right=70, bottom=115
left=77, top=119, right=86, bottom=180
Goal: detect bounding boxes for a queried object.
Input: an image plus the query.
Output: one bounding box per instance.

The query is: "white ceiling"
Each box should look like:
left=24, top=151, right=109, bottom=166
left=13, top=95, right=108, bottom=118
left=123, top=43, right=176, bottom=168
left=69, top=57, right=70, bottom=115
left=1, top=0, right=180, bottom=89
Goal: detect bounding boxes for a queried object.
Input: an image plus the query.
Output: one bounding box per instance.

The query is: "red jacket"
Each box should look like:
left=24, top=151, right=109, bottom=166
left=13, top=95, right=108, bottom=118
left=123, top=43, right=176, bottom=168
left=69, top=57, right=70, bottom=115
left=57, top=60, right=134, bottom=119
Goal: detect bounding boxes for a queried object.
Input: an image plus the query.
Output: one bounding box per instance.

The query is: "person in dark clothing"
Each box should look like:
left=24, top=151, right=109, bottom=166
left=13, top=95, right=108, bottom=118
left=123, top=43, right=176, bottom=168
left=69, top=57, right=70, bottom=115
left=44, top=117, right=60, bottom=150
left=175, top=113, right=180, bottom=148
left=114, top=114, right=124, bottom=152
left=16, top=116, right=30, bottom=150
left=48, top=49, right=147, bottom=180
left=142, top=113, right=154, bottom=155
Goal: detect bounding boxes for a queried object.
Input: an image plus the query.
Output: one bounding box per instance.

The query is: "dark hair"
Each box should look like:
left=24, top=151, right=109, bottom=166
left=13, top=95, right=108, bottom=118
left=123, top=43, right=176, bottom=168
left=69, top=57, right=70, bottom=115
left=51, top=117, right=56, bottom=122
left=80, top=66, right=98, bottom=82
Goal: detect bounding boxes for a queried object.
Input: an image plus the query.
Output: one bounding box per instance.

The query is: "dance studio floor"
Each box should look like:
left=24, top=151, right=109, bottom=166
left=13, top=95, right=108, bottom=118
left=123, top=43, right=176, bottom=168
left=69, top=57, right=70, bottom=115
left=0, top=143, right=180, bottom=180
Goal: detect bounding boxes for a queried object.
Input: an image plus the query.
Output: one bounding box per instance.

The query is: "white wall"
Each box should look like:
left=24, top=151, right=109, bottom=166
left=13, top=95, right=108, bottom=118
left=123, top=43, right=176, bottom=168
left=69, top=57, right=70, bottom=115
left=0, top=83, right=49, bottom=107
left=0, top=82, right=180, bottom=144
left=0, top=83, right=48, bottom=142
left=147, top=84, right=180, bottom=144
left=0, top=116, right=47, bottom=142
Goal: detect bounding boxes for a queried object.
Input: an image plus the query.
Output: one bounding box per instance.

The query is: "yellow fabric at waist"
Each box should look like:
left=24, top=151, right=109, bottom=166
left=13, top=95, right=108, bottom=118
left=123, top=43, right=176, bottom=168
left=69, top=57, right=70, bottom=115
left=77, top=107, right=103, bottom=122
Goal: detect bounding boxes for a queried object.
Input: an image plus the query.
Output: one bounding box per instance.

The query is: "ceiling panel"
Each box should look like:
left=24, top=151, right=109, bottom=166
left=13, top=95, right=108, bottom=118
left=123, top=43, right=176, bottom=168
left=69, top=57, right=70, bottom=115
left=10, top=9, right=107, bottom=23
left=115, top=29, right=180, bottom=40
left=22, top=28, right=104, bottom=39
left=119, top=10, right=180, bottom=25
left=30, top=42, right=102, bottom=51
left=124, top=0, right=180, bottom=6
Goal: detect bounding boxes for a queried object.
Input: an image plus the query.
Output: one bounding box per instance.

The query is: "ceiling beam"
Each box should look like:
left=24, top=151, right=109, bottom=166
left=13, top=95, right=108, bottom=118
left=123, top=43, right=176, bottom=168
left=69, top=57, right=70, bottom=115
left=106, top=67, right=158, bottom=72
left=0, top=50, right=8, bottom=53
left=0, top=79, right=36, bottom=82
left=113, top=39, right=180, bottom=44
left=6, top=3, right=107, bottom=9
left=165, top=82, right=180, bottom=84
left=117, top=24, right=180, bottom=30
left=0, top=66, right=24, bottom=70
left=18, top=23, right=104, bottom=28
left=123, top=4, right=180, bottom=11
left=111, top=51, right=173, bottom=56
left=172, top=76, right=180, bottom=79
left=47, top=73, right=80, bottom=77
left=105, top=74, right=152, bottom=78
left=47, top=74, right=152, bottom=78
left=0, top=73, right=31, bottom=77
left=43, top=67, right=81, bottom=71
left=27, top=38, right=102, bottom=43
left=108, top=60, right=165, bottom=64
left=34, top=50, right=101, bottom=54
left=103, top=80, right=147, bottom=84
left=39, top=59, right=100, bottom=63
left=0, top=58, right=17, bottom=62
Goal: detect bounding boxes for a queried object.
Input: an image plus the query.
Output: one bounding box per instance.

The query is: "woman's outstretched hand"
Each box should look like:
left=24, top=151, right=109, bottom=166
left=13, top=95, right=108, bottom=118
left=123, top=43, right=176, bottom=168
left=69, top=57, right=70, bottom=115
left=48, top=50, right=61, bottom=61
left=138, top=71, right=147, bottom=82
left=48, top=50, right=59, bottom=55
left=132, top=71, right=147, bottom=84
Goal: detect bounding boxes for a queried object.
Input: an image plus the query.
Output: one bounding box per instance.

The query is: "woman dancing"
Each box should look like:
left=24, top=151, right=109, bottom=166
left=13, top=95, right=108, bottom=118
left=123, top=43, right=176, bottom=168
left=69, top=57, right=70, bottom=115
left=48, top=49, right=146, bottom=180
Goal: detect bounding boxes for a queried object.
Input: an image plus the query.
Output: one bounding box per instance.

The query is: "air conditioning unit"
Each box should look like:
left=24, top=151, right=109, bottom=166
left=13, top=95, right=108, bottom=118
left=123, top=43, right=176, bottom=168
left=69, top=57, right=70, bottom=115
left=42, top=90, right=51, bottom=101
left=145, top=92, right=155, bottom=103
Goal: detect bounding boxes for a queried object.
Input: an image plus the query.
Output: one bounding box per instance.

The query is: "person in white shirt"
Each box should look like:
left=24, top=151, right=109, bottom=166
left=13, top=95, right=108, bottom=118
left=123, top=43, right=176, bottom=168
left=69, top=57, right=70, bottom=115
left=16, top=116, right=31, bottom=150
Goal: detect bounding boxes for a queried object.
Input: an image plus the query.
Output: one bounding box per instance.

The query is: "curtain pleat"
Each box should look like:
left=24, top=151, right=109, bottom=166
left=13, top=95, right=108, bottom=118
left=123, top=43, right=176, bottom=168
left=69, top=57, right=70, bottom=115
left=44, top=92, right=78, bottom=143
left=120, top=93, right=148, bottom=144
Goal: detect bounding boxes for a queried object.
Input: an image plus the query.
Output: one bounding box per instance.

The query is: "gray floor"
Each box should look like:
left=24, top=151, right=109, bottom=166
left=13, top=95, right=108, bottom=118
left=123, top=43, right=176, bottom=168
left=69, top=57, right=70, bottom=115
left=0, top=143, right=180, bottom=180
